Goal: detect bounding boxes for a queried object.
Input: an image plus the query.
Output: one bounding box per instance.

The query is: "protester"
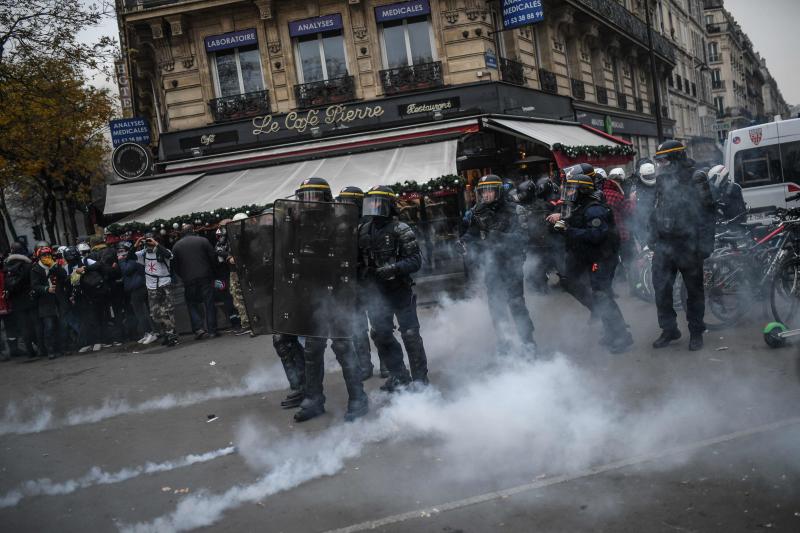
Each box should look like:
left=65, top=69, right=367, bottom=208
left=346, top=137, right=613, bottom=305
left=30, top=246, right=68, bottom=359
left=118, top=241, right=153, bottom=344
left=4, top=242, right=37, bottom=358
left=136, top=234, right=178, bottom=346
left=172, top=224, right=218, bottom=339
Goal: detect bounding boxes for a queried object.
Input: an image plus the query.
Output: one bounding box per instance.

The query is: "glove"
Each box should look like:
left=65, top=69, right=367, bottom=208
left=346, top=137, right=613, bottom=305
left=375, top=264, right=397, bottom=281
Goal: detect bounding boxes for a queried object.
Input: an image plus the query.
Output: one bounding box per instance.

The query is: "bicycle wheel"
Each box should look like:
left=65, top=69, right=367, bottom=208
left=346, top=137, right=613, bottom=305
left=770, top=257, right=800, bottom=328
left=702, top=255, right=750, bottom=329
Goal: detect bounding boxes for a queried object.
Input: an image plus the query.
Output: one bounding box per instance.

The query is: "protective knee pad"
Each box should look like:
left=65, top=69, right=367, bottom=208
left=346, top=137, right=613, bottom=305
left=272, top=334, right=298, bottom=360
left=370, top=328, right=395, bottom=347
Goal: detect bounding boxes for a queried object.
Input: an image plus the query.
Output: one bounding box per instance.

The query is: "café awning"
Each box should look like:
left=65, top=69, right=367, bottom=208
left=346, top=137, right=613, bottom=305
left=483, top=117, right=633, bottom=168
left=104, top=173, right=204, bottom=216
left=121, top=140, right=458, bottom=224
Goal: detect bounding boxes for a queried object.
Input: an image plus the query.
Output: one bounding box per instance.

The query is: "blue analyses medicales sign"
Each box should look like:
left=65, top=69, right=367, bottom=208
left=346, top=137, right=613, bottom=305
left=109, top=118, right=151, bottom=148
left=288, top=14, right=343, bottom=37
left=204, top=28, right=258, bottom=52
left=501, top=0, right=544, bottom=30
left=375, top=0, right=431, bottom=23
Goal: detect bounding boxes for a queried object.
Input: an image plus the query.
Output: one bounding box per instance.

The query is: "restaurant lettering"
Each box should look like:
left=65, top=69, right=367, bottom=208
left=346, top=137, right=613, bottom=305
left=399, top=97, right=461, bottom=116
left=253, top=103, right=385, bottom=136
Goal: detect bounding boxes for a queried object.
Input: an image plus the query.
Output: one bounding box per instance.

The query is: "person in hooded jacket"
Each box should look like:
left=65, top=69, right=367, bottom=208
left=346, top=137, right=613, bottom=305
left=118, top=242, right=152, bottom=343
left=3, top=242, right=37, bottom=358
left=30, top=247, right=68, bottom=358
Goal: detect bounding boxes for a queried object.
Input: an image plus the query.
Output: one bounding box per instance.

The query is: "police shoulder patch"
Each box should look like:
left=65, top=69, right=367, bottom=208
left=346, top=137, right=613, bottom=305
left=590, top=218, right=603, bottom=227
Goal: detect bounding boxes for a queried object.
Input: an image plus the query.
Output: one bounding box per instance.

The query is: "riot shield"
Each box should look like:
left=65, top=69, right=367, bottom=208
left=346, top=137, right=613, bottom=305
left=226, top=213, right=274, bottom=335
left=273, top=199, right=358, bottom=338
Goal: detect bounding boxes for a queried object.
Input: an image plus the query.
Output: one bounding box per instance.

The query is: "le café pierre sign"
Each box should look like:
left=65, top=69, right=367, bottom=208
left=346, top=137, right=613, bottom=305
left=251, top=103, right=386, bottom=137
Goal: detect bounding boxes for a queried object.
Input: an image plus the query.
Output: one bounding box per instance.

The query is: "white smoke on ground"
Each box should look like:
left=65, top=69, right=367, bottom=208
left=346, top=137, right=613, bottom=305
left=0, top=446, right=235, bottom=508
left=122, top=349, right=746, bottom=533
left=0, top=363, right=287, bottom=436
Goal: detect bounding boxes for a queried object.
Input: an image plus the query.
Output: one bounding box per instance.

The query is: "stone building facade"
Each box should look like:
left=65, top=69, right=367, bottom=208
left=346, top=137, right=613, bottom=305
left=115, top=0, right=678, bottom=165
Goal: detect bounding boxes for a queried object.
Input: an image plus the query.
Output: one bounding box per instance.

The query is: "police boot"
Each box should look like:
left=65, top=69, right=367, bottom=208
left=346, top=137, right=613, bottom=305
left=652, top=329, right=681, bottom=349
left=280, top=389, right=304, bottom=409
left=380, top=374, right=411, bottom=392
left=608, top=330, right=634, bottom=354
left=353, top=331, right=374, bottom=381
left=294, top=399, right=325, bottom=422
left=294, top=340, right=325, bottom=423
left=379, top=360, right=389, bottom=378
left=400, top=328, right=429, bottom=384
left=332, top=340, right=369, bottom=421
left=688, top=332, right=704, bottom=351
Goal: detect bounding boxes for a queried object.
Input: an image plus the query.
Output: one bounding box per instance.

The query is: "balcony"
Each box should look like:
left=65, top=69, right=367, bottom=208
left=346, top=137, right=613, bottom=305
left=538, top=68, right=558, bottom=94
left=379, top=61, right=443, bottom=96
left=575, top=0, right=676, bottom=63
left=294, top=76, right=356, bottom=109
left=499, top=57, right=526, bottom=86
left=706, top=24, right=721, bottom=33
left=617, top=92, right=628, bottom=110
left=712, top=80, right=725, bottom=90
left=708, top=54, right=722, bottom=63
left=635, top=97, right=644, bottom=113
left=596, top=86, right=609, bottom=105
left=123, top=0, right=181, bottom=9
left=208, top=90, right=270, bottom=123
left=571, top=78, right=586, bottom=100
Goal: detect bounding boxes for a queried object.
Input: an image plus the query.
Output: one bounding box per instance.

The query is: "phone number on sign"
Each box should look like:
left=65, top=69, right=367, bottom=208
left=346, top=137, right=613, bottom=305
left=507, top=10, right=543, bottom=25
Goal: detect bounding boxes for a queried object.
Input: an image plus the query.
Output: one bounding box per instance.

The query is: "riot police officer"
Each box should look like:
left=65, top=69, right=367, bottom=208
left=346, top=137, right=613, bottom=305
left=358, top=185, right=429, bottom=391
left=272, top=334, right=305, bottom=408
left=515, top=176, right=563, bottom=292
left=292, top=177, right=369, bottom=422
left=462, top=175, right=536, bottom=355
left=649, top=140, right=715, bottom=351
left=336, top=185, right=382, bottom=380
left=549, top=173, right=634, bottom=354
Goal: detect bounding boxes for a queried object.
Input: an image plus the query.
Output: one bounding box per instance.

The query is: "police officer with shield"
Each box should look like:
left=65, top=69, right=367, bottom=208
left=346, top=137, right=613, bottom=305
left=358, top=185, right=429, bottom=391
left=289, top=177, right=369, bottom=422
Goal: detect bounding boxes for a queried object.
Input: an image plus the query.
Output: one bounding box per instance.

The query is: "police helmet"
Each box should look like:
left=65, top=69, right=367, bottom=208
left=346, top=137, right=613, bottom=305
left=362, top=185, right=397, bottom=218
left=536, top=176, right=561, bottom=201
left=515, top=180, right=537, bottom=204
left=654, top=139, right=688, bottom=168
left=296, top=176, right=333, bottom=203
left=63, top=246, right=80, bottom=262
left=563, top=173, right=596, bottom=204
left=476, top=175, right=504, bottom=205
left=336, top=186, right=365, bottom=210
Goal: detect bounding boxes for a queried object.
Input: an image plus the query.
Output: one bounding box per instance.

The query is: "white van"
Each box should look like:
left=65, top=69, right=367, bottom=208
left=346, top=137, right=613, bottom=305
left=724, top=117, right=800, bottom=216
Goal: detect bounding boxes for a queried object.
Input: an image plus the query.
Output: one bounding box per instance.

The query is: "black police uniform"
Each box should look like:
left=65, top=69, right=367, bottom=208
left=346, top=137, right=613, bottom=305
left=562, top=195, right=633, bottom=352
left=649, top=163, right=715, bottom=339
left=272, top=334, right=305, bottom=407
left=359, top=217, right=429, bottom=386
left=463, top=194, right=536, bottom=352
left=517, top=178, right=564, bottom=291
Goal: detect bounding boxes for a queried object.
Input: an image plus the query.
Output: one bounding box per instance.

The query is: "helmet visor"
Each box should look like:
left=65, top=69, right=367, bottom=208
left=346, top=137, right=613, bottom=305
left=363, top=195, right=393, bottom=217
left=297, top=189, right=329, bottom=203
left=562, top=164, right=584, bottom=180
left=477, top=185, right=499, bottom=204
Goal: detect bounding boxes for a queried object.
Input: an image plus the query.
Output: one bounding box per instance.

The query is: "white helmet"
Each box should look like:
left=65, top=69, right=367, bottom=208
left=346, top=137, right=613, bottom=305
left=594, top=168, right=607, bottom=179
left=231, top=212, right=248, bottom=221
left=639, top=162, right=656, bottom=187
left=77, top=242, right=91, bottom=254
left=708, top=164, right=729, bottom=189
left=609, top=168, right=626, bottom=181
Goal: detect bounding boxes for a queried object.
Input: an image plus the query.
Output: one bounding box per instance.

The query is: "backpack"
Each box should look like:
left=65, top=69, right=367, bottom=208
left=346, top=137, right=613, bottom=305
left=80, top=262, right=106, bottom=296
left=3, top=262, right=29, bottom=296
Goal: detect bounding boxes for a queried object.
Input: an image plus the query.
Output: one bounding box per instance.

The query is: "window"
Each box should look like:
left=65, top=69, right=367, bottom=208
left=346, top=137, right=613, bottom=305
left=380, top=15, right=435, bottom=68
left=212, top=45, right=264, bottom=97
left=708, top=41, right=719, bottom=60
left=711, top=69, right=721, bottom=83
left=733, top=145, right=783, bottom=187
left=714, top=96, right=724, bottom=114
left=781, top=141, right=800, bottom=185
left=295, top=31, right=348, bottom=83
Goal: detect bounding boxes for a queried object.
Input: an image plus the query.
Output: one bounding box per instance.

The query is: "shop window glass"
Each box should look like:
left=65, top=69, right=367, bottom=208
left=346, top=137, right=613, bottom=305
left=296, top=31, right=347, bottom=82
left=213, top=45, right=264, bottom=97
left=734, top=144, right=783, bottom=187
left=381, top=16, right=434, bottom=68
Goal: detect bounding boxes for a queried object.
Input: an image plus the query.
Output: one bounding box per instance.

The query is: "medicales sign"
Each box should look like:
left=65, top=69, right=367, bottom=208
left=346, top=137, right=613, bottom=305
left=375, top=0, right=431, bottom=23
left=501, top=0, right=544, bottom=30
left=109, top=118, right=151, bottom=148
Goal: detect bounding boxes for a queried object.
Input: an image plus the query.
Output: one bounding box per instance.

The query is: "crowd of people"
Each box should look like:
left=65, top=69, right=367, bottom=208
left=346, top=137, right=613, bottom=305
left=0, top=223, right=249, bottom=360
left=0, top=138, right=746, bottom=423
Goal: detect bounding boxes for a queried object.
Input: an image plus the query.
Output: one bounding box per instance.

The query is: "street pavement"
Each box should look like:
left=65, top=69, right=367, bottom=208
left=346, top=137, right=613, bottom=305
left=1, top=288, right=799, bottom=533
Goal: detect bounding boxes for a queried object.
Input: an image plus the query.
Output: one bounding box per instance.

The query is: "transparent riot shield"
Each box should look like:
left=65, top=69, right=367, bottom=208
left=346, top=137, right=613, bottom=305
left=226, top=213, right=274, bottom=335
left=272, top=199, right=358, bottom=338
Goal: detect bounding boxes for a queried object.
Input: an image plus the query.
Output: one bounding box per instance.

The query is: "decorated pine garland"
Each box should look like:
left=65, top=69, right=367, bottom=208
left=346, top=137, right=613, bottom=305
left=106, top=175, right=465, bottom=235
left=552, top=143, right=636, bottom=158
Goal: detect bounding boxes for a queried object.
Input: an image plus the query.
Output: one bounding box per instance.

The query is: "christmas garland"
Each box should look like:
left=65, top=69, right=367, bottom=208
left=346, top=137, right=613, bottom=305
left=551, top=143, right=636, bottom=158
left=106, top=176, right=465, bottom=235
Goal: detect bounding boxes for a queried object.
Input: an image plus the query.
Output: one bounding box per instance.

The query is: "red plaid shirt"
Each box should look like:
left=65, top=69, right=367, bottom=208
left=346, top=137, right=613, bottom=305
left=603, top=180, right=632, bottom=242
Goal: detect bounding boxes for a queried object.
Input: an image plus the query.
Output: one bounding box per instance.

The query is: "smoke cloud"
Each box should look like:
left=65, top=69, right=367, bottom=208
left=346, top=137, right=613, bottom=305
left=0, top=446, right=235, bottom=508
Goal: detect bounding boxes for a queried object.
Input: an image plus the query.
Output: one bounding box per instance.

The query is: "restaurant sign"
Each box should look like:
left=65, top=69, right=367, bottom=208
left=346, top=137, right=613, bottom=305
left=252, top=103, right=385, bottom=137
left=399, top=97, right=461, bottom=116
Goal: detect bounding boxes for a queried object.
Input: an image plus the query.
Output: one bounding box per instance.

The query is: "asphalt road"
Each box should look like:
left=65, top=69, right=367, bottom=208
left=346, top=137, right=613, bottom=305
left=1, top=288, right=799, bottom=533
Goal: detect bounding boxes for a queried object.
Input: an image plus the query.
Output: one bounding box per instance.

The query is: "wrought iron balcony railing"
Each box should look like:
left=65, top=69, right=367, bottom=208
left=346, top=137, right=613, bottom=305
left=499, top=57, right=525, bottom=86
left=571, top=78, right=586, bottom=100
left=575, top=0, right=676, bottom=63
left=596, top=85, right=609, bottom=105
left=706, top=24, right=722, bottom=34
left=538, top=68, right=558, bottom=94
left=294, top=75, right=356, bottom=109
left=708, top=54, right=722, bottom=63
left=379, top=61, right=443, bottom=96
left=208, top=90, right=270, bottom=123
left=617, top=91, right=628, bottom=110
left=635, top=97, right=644, bottom=113
left=124, top=0, right=181, bottom=9
left=712, top=80, right=725, bottom=90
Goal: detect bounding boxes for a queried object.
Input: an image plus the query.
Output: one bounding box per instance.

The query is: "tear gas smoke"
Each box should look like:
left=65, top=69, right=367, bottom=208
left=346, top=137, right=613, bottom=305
left=0, top=446, right=235, bottom=508
left=124, top=341, right=761, bottom=533
left=0, top=364, right=287, bottom=436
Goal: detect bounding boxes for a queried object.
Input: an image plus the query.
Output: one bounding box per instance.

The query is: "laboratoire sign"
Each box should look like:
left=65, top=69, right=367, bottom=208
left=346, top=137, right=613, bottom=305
left=251, top=103, right=385, bottom=136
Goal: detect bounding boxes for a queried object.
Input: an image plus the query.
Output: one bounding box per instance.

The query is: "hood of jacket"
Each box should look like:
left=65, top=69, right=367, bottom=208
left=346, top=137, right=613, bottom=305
left=4, top=253, right=31, bottom=265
